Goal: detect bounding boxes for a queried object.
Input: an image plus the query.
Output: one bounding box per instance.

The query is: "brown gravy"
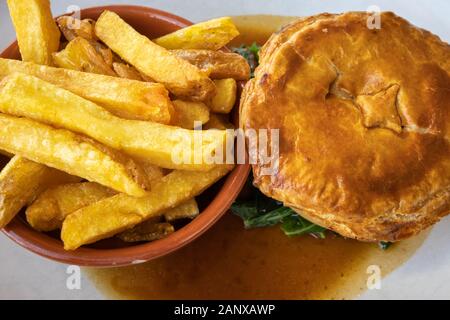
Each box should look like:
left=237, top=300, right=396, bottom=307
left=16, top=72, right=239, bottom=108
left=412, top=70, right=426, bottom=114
left=85, top=15, right=427, bottom=300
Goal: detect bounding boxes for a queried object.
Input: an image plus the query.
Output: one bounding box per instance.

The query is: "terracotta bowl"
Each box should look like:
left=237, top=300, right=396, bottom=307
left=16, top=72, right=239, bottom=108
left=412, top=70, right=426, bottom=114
left=0, top=5, right=250, bottom=267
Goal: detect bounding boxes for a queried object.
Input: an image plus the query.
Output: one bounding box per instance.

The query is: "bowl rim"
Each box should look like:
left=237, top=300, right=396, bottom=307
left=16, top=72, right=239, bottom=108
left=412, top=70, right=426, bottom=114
left=0, top=4, right=250, bottom=267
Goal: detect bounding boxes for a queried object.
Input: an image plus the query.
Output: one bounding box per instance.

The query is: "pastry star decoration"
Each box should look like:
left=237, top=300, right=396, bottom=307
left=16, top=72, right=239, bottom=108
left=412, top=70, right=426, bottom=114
left=356, top=84, right=402, bottom=133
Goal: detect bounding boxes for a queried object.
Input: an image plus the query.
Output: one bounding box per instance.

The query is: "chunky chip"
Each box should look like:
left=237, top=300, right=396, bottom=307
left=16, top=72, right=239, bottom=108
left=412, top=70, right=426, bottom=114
left=0, top=58, right=173, bottom=123
left=209, top=78, right=237, bottom=114
left=112, top=62, right=144, bottom=81
left=136, top=161, right=165, bottom=183
left=164, top=198, right=200, bottom=222
left=56, top=16, right=117, bottom=66
left=5, top=1, right=74, bottom=231
left=0, top=157, right=79, bottom=228
left=204, top=113, right=234, bottom=130
left=61, top=165, right=232, bottom=250
left=154, top=17, right=239, bottom=51
left=97, top=45, right=114, bottom=66
left=118, top=222, right=175, bottom=242
left=0, top=74, right=226, bottom=171
left=0, top=113, right=149, bottom=197
left=53, top=37, right=117, bottom=76
left=6, top=0, right=60, bottom=65
left=172, top=49, right=250, bottom=80
left=56, top=16, right=97, bottom=42
left=172, top=100, right=210, bottom=129
left=95, top=10, right=216, bottom=101
left=26, top=182, right=117, bottom=232
left=27, top=163, right=163, bottom=232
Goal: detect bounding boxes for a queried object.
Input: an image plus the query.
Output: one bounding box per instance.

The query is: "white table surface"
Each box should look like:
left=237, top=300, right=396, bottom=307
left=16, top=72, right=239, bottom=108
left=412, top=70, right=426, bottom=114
left=0, top=0, right=449, bottom=300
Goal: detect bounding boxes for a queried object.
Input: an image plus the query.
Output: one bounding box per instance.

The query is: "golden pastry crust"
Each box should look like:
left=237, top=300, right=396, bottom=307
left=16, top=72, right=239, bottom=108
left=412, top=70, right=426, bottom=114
left=258, top=13, right=334, bottom=66
left=241, top=12, right=450, bottom=241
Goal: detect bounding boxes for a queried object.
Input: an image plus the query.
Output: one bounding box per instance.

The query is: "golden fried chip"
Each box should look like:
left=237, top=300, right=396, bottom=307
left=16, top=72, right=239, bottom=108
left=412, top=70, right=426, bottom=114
left=0, top=58, right=173, bottom=123
left=56, top=16, right=97, bottom=42
left=61, top=165, right=232, bottom=250
left=26, top=182, right=117, bottom=232
left=209, top=78, right=237, bottom=114
left=154, top=17, right=239, bottom=51
left=204, top=113, right=234, bottom=130
left=172, top=100, right=210, bottom=129
left=172, top=49, right=250, bottom=80
left=56, top=16, right=116, bottom=67
left=26, top=163, right=163, bottom=232
left=117, top=222, right=174, bottom=242
left=0, top=157, right=79, bottom=228
left=5, top=1, right=74, bottom=228
left=0, top=113, right=149, bottom=197
left=95, top=11, right=216, bottom=101
left=0, top=74, right=226, bottom=171
left=136, top=161, right=165, bottom=183
left=164, top=198, right=199, bottom=222
left=97, top=45, right=114, bottom=66
left=112, top=62, right=144, bottom=81
left=6, top=0, right=60, bottom=65
left=52, top=37, right=116, bottom=76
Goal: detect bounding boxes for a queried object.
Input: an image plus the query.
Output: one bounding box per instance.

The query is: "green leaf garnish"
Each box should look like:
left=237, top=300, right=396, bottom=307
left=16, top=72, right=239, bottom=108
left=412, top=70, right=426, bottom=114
left=378, top=241, right=392, bottom=250
left=232, top=204, right=292, bottom=229
left=232, top=42, right=261, bottom=77
left=281, top=214, right=327, bottom=238
left=231, top=176, right=327, bottom=238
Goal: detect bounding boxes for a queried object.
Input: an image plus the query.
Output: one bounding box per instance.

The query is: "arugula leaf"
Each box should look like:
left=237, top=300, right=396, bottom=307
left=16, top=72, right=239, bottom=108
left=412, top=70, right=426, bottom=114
left=247, top=42, right=261, bottom=60
left=232, top=42, right=261, bottom=77
left=378, top=241, right=392, bottom=250
left=230, top=201, right=259, bottom=221
left=281, top=214, right=327, bottom=238
left=232, top=179, right=390, bottom=250
left=231, top=177, right=327, bottom=238
left=232, top=204, right=292, bottom=229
